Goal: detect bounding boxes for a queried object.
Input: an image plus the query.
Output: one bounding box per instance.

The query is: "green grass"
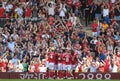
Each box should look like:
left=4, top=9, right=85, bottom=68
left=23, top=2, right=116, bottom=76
left=0, top=79, right=120, bottom=81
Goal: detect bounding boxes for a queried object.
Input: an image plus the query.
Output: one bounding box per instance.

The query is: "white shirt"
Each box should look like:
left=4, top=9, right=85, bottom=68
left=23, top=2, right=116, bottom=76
left=69, top=16, right=77, bottom=26
left=111, top=0, right=115, bottom=3
left=2, top=1, right=7, bottom=9
left=112, top=64, right=118, bottom=72
left=59, top=8, right=66, bottom=17
left=15, top=64, right=23, bottom=72
left=93, top=39, right=98, bottom=44
left=15, top=8, right=23, bottom=16
left=103, top=8, right=109, bottom=17
left=48, top=7, right=55, bottom=16
left=11, top=34, right=19, bottom=40
left=5, top=4, right=13, bottom=12
left=39, top=66, right=47, bottom=72
left=59, top=4, right=66, bottom=17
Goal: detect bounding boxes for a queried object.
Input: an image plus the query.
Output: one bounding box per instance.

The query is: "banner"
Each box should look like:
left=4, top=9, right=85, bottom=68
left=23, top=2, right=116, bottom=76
left=0, top=72, right=120, bottom=80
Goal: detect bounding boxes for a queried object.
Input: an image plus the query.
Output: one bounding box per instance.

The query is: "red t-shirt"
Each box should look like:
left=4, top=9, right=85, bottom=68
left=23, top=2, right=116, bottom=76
left=25, top=8, right=32, bottom=17
left=71, top=54, right=77, bottom=64
left=48, top=52, right=56, bottom=63
left=0, top=8, right=5, bottom=18
left=20, top=0, right=26, bottom=2
left=8, top=63, right=14, bottom=70
left=104, top=60, right=110, bottom=72
left=91, top=23, right=98, bottom=32
left=78, top=65, right=82, bottom=72
left=1, top=62, right=6, bottom=70
left=88, top=0, right=92, bottom=5
left=0, top=62, right=2, bottom=68
left=82, top=40, right=88, bottom=48
left=66, top=0, right=73, bottom=6
left=57, top=53, right=63, bottom=64
left=74, top=1, right=82, bottom=8
left=66, top=21, right=72, bottom=28
left=34, top=63, right=41, bottom=72
left=63, top=53, right=72, bottom=65
left=98, top=65, right=105, bottom=73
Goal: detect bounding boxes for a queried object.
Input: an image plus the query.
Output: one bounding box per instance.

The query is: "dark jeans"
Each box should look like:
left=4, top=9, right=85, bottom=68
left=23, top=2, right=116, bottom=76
left=85, top=14, right=90, bottom=26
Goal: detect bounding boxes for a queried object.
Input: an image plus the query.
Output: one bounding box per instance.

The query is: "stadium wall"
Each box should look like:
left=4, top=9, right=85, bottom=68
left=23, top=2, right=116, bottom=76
left=0, top=72, right=120, bottom=80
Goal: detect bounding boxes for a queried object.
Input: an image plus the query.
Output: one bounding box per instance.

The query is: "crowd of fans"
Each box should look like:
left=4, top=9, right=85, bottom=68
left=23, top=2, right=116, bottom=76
left=0, top=0, right=120, bottom=76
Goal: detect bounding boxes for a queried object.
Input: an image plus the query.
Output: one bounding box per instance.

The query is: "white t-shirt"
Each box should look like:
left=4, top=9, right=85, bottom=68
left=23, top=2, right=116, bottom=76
left=2, top=1, right=7, bottom=9
left=59, top=4, right=66, bottom=17
left=59, top=9, right=66, bottom=17
left=93, top=39, right=98, bottom=44
left=48, top=7, right=55, bottom=16
left=103, top=8, right=109, bottom=17
left=69, top=17, right=77, bottom=26
left=39, top=66, right=47, bottom=72
left=111, top=0, right=115, bottom=3
left=5, top=4, right=13, bottom=12
left=15, top=64, right=24, bottom=72
left=112, top=64, right=118, bottom=72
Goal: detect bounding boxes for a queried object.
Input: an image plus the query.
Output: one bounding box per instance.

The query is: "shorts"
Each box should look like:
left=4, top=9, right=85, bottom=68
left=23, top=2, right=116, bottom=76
left=63, top=64, right=71, bottom=71
left=57, top=63, right=63, bottom=70
left=72, top=64, right=77, bottom=70
left=48, top=62, right=55, bottom=70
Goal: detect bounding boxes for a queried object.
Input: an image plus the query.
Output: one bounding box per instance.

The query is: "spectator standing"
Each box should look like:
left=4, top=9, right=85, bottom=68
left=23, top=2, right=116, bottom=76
left=91, top=20, right=98, bottom=37
left=47, top=1, right=55, bottom=16
left=84, top=3, right=91, bottom=26
left=95, top=2, right=102, bottom=20
left=25, top=6, right=32, bottom=18
left=0, top=4, right=5, bottom=18
left=114, top=4, right=120, bottom=20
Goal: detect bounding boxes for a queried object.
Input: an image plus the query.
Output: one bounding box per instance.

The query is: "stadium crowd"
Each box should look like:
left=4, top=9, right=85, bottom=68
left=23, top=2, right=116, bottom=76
left=0, top=0, right=120, bottom=77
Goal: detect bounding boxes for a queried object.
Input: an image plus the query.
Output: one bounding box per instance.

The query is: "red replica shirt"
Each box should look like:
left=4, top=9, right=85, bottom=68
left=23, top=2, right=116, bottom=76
left=57, top=53, right=63, bottom=64
left=71, top=54, right=78, bottom=64
left=25, top=8, right=32, bottom=17
left=1, top=62, right=6, bottom=70
left=104, top=60, right=110, bottom=72
left=0, top=8, right=5, bottom=18
left=34, top=63, right=41, bottom=72
left=63, top=53, right=72, bottom=65
left=48, top=52, right=56, bottom=63
left=91, top=23, right=98, bottom=32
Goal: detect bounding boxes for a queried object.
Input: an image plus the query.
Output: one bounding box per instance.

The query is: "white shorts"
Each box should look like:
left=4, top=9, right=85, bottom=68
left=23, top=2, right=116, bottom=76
left=57, top=63, right=63, bottom=70
left=46, top=61, right=49, bottom=68
left=48, top=62, right=55, bottom=70
left=72, top=64, right=77, bottom=70
left=63, top=64, right=71, bottom=71
left=62, top=64, right=66, bottom=70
